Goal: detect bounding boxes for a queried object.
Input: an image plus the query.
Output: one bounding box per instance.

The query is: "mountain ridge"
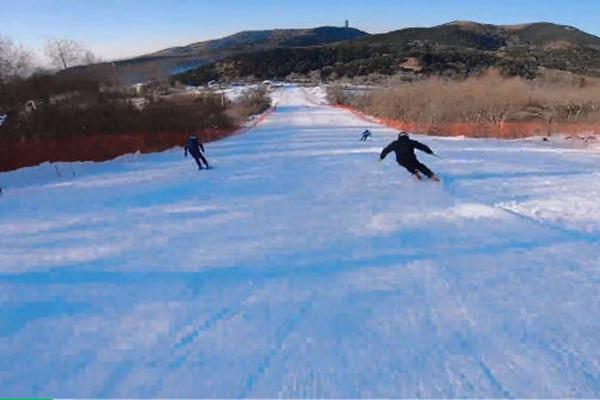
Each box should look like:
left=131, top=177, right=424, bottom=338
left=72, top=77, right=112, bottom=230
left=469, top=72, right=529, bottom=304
left=145, top=26, right=369, bottom=58
left=173, top=20, right=600, bottom=84
left=107, top=26, right=368, bottom=83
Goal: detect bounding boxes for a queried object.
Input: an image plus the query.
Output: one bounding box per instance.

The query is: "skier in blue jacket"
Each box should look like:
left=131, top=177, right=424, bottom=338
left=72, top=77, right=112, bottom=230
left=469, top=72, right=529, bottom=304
left=184, top=135, right=210, bottom=170
left=359, top=129, right=372, bottom=141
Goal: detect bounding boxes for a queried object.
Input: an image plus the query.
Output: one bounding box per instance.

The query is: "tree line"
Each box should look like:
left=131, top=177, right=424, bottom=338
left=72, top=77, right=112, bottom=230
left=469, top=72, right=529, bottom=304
left=1, top=35, right=102, bottom=82
left=0, top=33, right=271, bottom=145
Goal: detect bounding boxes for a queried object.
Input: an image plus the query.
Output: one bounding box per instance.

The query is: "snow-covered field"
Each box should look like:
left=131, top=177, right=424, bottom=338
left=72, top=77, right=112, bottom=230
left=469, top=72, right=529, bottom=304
left=184, top=83, right=280, bottom=102
left=1, top=87, right=600, bottom=397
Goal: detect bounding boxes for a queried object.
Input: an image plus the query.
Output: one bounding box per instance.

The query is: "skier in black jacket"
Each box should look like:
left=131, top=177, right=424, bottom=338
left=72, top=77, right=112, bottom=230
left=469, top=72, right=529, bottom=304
left=380, top=133, right=440, bottom=181
left=184, top=135, right=210, bottom=170
left=359, top=129, right=372, bottom=141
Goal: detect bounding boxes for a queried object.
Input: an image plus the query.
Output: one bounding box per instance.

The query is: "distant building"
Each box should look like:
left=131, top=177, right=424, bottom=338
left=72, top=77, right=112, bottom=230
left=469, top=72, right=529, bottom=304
left=345, top=20, right=349, bottom=28
left=132, top=83, right=144, bottom=95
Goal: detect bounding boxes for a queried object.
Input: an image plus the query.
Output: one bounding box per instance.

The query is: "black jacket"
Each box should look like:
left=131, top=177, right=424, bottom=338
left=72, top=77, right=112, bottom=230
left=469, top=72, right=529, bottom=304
left=380, top=136, right=433, bottom=163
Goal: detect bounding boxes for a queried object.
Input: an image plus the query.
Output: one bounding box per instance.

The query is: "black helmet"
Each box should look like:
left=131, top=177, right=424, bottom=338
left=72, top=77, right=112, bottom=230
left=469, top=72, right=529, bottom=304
left=398, top=131, right=409, bottom=140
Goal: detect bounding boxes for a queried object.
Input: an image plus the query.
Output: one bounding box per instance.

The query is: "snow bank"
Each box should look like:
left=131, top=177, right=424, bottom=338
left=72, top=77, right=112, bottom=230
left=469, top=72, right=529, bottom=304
left=498, top=172, right=600, bottom=233
left=303, top=85, right=329, bottom=105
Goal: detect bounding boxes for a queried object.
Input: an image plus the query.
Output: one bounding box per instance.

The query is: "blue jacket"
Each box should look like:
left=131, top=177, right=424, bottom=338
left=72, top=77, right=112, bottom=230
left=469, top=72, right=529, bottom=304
left=185, top=136, right=205, bottom=157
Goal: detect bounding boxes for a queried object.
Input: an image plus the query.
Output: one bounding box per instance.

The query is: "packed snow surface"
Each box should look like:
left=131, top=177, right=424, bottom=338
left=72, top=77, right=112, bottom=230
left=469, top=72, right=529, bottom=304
left=1, top=87, right=600, bottom=397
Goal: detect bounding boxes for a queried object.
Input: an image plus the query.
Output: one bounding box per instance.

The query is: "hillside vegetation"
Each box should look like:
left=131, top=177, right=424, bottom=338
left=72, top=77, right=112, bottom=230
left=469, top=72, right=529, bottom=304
left=0, top=70, right=272, bottom=171
left=329, top=70, right=600, bottom=137
left=175, top=21, right=600, bottom=84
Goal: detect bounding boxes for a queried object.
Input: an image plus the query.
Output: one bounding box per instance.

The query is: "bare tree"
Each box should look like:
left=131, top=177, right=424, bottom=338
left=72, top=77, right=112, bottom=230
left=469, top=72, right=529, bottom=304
left=44, top=37, right=83, bottom=70
left=0, top=35, right=33, bottom=80
left=44, top=37, right=99, bottom=70
left=82, top=49, right=102, bottom=65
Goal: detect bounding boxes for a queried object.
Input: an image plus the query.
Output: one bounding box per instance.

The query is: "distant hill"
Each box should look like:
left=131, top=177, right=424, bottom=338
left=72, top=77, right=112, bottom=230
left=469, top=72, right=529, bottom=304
left=149, top=26, right=369, bottom=57
left=97, top=27, right=368, bottom=83
left=356, top=21, right=600, bottom=51
left=174, top=21, right=600, bottom=84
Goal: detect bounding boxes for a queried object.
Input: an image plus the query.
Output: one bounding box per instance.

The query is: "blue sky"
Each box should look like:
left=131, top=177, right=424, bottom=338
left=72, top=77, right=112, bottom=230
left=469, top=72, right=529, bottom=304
left=1, top=0, right=600, bottom=61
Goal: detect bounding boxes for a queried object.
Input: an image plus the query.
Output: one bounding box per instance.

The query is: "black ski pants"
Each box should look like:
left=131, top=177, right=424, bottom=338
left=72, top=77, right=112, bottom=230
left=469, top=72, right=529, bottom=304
left=398, top=158, right=434, bottom=178
left=191, top=152, right=209, bottom=169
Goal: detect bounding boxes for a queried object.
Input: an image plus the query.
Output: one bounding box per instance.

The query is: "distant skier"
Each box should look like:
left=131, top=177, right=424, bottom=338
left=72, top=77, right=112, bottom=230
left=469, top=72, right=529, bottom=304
left=380, top=132, right=440, bottom=181
left=359, top=129, right=372, bottom=141
left=184, top=135, right=210, bottom=170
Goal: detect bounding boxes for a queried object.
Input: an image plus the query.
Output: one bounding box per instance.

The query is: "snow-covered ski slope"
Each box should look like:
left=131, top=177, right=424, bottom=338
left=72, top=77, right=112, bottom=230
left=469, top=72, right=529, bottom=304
left=1, top=87, right=600, bottom=397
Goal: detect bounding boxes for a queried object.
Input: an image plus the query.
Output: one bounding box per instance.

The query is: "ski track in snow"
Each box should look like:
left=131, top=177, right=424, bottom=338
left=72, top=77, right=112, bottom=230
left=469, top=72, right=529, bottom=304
left=1, top=87, right=600, bottom=397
